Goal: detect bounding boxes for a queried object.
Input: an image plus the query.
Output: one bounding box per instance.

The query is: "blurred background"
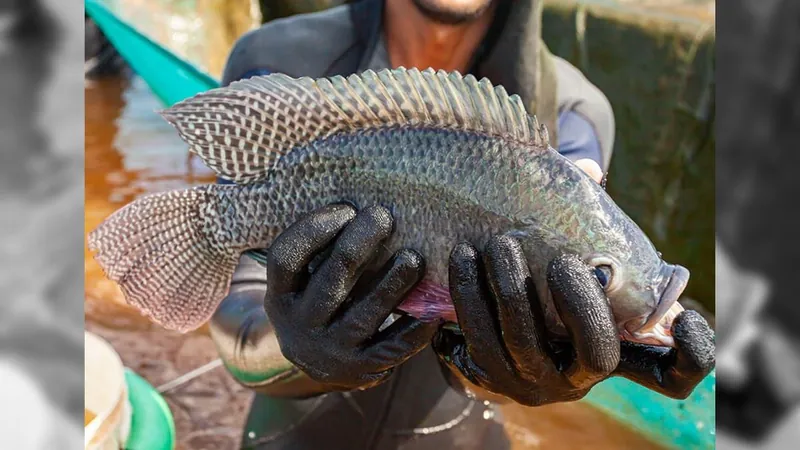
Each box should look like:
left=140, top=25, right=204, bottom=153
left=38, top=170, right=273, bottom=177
left=0, top=0, right=83, bottom=448
left=715, top=0, right=800, bottom=448
left=84, top=0, right=716, bottom=449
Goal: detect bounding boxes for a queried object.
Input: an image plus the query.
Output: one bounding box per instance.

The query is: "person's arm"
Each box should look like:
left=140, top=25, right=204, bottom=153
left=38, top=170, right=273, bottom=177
left=208, top=256, right=327, bottom=398
left=552, top=55, right=616, bottom=184
left=557, top=110, right=605, bottom=184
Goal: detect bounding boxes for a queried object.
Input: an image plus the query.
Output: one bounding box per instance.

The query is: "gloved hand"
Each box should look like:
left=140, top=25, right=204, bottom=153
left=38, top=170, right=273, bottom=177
left=263, top=203, right=439, bottom=391
left=433, top=235, right=715, bottom=406
left=614, top=311, right=715, bottom=399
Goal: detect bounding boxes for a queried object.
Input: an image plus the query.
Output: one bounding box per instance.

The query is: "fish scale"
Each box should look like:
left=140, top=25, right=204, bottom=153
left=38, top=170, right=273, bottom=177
left=88, top=67, right=687, bottom=347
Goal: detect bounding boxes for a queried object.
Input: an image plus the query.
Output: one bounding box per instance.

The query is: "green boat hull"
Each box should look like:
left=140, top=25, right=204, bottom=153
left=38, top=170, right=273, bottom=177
left=85, top=0, right=219, bottom=105
left=85, top=1, right=715, bottom=448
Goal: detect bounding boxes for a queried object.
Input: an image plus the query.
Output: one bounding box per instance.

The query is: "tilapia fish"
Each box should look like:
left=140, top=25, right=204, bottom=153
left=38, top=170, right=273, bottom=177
left=89, top=67, right=687, bottom=346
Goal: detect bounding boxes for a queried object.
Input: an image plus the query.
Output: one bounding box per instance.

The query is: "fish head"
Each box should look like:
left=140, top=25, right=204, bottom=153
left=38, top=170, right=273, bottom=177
left=586, top=249, right=688, bottom=348
left=513, top=155, right=689, bottom=348
left=577, top=207, right=689, bottom=348
left=515, top=223, right=687, bottom=348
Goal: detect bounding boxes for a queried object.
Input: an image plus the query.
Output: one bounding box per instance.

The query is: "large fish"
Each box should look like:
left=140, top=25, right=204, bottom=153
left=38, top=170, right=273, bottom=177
left=88, top=67, right=687, bottom=346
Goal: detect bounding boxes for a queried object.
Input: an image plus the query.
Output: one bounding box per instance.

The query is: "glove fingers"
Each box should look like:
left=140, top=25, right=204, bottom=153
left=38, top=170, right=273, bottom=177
left=335, top=249, right=426, bottom=344
left=614, top=341, right=671, bottom=390
left=547, top=254, right=619, bottom=389
left=672, top=310, right=716, bottom=375
left=299, top=206, right=394, bottom=327
left=662, top=310, right=715, bottom=399
left=266, top=204, right=356, bottom=299
left=448, top=242, right=514, bottom=378
left=361, top=315, right=438, bottom=371
left=615, top=310, right=716, bottom=400
left=483, top=235, right=555, bottom=376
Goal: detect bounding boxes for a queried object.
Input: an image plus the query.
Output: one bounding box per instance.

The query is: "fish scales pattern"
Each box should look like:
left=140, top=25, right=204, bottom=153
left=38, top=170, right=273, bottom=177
left=161, top=68, right=548, bottom=184
left=88, top=68, right=679, bottom=346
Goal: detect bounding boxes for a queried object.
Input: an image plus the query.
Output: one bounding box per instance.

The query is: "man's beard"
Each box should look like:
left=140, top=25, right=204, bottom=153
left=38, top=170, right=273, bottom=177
left=410, top=0, right=495, bottom=25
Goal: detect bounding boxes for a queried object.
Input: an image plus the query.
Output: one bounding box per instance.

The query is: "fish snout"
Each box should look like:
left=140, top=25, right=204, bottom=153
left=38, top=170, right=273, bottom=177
left=623, top=264, right=690, bottom=347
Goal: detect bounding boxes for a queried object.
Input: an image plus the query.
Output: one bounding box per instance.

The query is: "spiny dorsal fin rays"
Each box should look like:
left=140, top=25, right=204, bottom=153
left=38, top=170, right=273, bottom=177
left=381, top=68, right=429, bottom=124
left=160, top=67, right=549, bottom=185
left=359, top=70, right=406, bottom=123
left=441, top=71, right=483, bottom=132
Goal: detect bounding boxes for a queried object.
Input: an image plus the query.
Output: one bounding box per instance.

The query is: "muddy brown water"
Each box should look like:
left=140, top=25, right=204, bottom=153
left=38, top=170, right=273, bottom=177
left=84, top=73, right=666, bottom=450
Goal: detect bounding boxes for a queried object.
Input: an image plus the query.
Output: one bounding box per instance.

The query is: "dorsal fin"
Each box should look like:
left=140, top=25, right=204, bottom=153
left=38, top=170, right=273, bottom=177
left=160, top=67, right=549, bottom=184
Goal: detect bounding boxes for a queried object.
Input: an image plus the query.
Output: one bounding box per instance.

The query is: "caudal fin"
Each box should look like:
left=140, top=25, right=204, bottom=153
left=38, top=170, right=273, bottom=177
left=88, top=185, right=241, bottom=332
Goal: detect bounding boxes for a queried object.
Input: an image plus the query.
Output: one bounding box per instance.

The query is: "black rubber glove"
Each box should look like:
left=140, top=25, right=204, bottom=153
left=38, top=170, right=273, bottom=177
left=433, top=235, right=715, bottom=406
left=433, top=235, right=620, bottom=406
left=614, top=311, right=715, bottom=399
left=263, top=203, right=439, bottom=392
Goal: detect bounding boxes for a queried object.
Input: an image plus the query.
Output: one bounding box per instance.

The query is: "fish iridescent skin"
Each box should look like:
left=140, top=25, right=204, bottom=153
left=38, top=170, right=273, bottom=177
left=88, top=68, right=689, bottom=347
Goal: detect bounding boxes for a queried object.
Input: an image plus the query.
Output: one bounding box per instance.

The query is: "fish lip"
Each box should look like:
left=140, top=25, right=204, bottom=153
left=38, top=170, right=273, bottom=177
left=632, top=264, right=690, bottom=335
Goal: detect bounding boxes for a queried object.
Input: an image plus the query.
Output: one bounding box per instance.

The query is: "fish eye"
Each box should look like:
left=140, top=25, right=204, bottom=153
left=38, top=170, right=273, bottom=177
left=594, top=265, right=613, bottom=289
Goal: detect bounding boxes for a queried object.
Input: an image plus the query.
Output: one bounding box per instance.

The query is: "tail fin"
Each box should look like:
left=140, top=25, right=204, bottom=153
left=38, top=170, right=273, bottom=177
left=88, top=185, right=241, bottom=332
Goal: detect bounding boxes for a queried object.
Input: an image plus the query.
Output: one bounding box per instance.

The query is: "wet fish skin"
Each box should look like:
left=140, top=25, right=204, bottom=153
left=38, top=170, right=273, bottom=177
left=88, top=67, right=686, bottom=346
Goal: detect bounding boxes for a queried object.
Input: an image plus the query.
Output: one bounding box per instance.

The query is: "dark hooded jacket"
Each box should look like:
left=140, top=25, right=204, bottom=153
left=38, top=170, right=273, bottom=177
left=210, top=1, right=615, bottom=448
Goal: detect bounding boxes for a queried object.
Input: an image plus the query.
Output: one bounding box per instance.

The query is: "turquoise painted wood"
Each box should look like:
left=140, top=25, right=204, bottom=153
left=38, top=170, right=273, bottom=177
left=585, top=373, right=715, bottom=449
left=85, top=0, right=220, bottom=106
left=85, top=1, right=716, bottom=448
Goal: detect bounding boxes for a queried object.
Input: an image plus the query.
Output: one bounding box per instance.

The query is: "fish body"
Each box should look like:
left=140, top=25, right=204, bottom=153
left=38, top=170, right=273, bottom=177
left=89, top=68, right=686, bottom=346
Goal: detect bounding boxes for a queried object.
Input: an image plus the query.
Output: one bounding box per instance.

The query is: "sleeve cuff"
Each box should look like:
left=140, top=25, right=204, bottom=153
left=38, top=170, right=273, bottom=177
left=556, top=110, right=604, bottom=172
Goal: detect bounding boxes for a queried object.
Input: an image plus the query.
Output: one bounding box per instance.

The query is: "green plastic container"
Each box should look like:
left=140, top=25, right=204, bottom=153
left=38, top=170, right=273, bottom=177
left=84, top=329, right=175, bottom=450
left=85, top=1, right=716, bottom=448
left=124, top=369, right=176, bottom=450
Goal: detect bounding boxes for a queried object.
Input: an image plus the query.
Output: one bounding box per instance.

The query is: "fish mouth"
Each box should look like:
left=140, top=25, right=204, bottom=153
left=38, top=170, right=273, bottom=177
left=625, top=264, right=690, bottom=347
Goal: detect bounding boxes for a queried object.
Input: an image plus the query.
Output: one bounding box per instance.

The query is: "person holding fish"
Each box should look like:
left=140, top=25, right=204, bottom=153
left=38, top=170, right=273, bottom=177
left=88, top=0, right=716, bottom=448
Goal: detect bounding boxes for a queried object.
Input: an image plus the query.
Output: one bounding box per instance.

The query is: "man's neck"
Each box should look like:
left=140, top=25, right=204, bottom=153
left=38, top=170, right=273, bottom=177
left=383, top=0, right=496, bottom=73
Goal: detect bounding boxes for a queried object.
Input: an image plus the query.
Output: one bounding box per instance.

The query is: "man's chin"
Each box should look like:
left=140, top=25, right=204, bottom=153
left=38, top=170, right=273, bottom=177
left=410, top=0, right=494, bottom=25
